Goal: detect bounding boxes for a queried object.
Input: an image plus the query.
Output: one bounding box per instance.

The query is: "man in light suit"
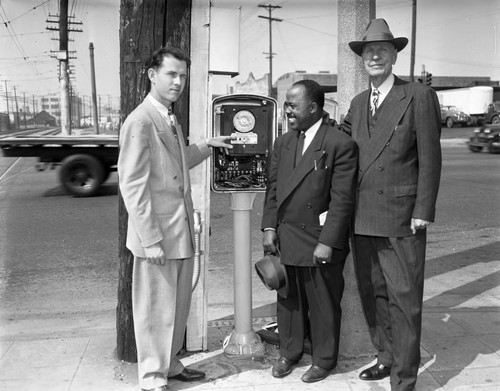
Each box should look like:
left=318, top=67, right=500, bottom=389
left=262, top=80, right=358, bottom=383
left=341, top=19, right=442, bottom=391
left=118, top=47, right=233, bottom=391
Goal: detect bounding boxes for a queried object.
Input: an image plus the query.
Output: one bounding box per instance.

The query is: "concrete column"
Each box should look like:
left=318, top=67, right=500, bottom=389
left=186, top=0, right=211, bottom=352
left=337, top=0, right=375, bottom=120
left=336, top=0, right=376, bottom=358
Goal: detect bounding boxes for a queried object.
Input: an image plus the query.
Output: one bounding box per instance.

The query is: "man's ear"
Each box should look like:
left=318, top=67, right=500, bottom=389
left=147, top=68, right=156, bottom=84
left=310, top=102, right=319, bottom=113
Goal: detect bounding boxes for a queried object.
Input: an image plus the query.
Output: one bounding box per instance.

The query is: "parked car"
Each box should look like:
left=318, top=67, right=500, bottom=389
left=483, top=102, right=500, bottom=125
left=440, top=105, right=471, bottom=128
left=468, top=123, right=500, bottom=153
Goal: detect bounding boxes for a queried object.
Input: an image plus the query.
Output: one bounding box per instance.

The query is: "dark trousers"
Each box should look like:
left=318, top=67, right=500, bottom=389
left=277, top=262, right=345, bottom=369
left=353, top=232, right=426, bottom=391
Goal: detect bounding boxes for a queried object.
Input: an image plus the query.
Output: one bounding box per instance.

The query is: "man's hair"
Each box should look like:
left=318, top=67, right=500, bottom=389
left=146, top=46, right=191, bottom=71
left=292, top=79, right=325, bottom=109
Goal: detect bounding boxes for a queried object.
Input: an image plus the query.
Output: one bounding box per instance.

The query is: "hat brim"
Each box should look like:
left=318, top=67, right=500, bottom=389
left=349, top=37, right=408, bottom=56
left=255, top=255, right=289, bottom=298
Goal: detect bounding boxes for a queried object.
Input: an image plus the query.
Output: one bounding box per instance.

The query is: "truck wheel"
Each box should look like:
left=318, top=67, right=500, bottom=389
left=491, top=115, right=500, bottom=124
left=59, top=154, right=105, bottom=197
left=446, top=117, right=454, bottom=128
left=468, top=145, right=483, bottom=153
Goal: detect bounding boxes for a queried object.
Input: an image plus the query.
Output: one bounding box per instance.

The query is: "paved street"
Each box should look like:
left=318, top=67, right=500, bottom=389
left=0, top=139, right=499, bottom=390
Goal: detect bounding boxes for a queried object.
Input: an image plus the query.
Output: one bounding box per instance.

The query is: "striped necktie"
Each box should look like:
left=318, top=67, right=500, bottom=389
left=371, top=89, right=380, bottom=116
left=167, top=107, right=180, bottom=145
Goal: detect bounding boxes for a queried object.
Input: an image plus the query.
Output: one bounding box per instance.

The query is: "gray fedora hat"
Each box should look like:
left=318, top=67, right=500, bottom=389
left=349, top=18, right=408, bottom=56
left=255, top=254, right=288, bottom=298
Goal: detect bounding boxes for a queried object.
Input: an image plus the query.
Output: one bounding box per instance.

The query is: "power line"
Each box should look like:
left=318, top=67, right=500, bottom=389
left=2, top=0, right=51, bottom=25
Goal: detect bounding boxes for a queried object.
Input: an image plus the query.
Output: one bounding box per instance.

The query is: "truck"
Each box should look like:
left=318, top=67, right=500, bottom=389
left=436, top=86, right=494, bottom=125
left=0, top=134, right=119, bottom=197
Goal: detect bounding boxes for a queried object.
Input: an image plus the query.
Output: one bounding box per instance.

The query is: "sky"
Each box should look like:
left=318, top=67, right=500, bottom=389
left=0, top=0, right=499, bottom=111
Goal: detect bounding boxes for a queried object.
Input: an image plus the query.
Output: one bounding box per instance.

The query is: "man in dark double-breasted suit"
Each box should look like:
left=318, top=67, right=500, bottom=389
left=262, top=80, right=358, bottom=383
left=341, top=19, right=442, bottom=391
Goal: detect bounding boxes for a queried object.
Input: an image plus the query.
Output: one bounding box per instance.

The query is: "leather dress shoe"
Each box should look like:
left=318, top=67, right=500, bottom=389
left=272, top=356, right=298, bottom=378
left=359, top=363, right=391, bottom=380
left=301, top=364, right=331, bottom=383
left=141, top=386, right=167, bottom=391
left=169, top=367, right=206, bottom=382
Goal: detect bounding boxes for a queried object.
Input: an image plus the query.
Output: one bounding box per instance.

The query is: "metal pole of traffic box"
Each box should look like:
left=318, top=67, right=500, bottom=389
left=223, top=192, right=266, bottom=358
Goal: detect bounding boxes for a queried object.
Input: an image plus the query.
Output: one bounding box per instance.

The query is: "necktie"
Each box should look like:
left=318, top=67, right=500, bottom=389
left=167, top=107, right=180, bottom=145
left=372, top=89, right=380, bottom=116
left=295, top=132, right=305, bottom=167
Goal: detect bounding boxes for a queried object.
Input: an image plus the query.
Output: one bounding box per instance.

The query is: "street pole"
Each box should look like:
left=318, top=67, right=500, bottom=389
left=223, top=192, right=266, bottom=358
left=59, top=0, right=71, bottom=135
left=89, top=42, right=99, bottom=134
left=4, top=81, right=10, bottom=124
left=13, top=86, right=19, bottom=130
left=258, top=4, right=282, bottom=98
left=23, top=92, right=27, bottom=129
left=410, top=0, right=417, bottom=82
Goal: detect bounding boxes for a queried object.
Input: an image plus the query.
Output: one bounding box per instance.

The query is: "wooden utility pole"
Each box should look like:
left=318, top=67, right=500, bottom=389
left=410, top=0, right=417, bottom=81
left=13, top=86, right=19, bottom=130
left=89, top=43, right=99, bottom=134
left=4, top=81, right=10, bottom=123
left=118, top=0, right=192, bottom=362
left=258, top=4, right=282, bottom=98
left=59, top=0, right=71, bottom=135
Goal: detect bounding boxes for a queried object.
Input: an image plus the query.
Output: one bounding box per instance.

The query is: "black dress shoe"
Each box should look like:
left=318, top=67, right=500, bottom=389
left=359, top=363, right=391, bottom=380
left=301, top=364, right=331, bottom=383
left=272, top=356, right=298, bottom=378
left=169, top=367, right=206, bottom=382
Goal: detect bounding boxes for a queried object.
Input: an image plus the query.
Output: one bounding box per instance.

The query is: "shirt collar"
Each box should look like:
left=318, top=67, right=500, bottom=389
left=302, top=117, right=322, bottom=139
left=147, top=93, right=171, bottom=119
left=371, top=73, right=394, bottom=97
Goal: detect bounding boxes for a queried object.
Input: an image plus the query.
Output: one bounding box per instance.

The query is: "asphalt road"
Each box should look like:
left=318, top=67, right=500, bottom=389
left=0, top=140, right=498, bottom=339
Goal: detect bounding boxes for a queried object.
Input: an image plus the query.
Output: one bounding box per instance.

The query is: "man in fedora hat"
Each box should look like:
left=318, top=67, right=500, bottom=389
left=341, top=19, right=442, bottom=391
left=262, top=80, right=358, bottom=383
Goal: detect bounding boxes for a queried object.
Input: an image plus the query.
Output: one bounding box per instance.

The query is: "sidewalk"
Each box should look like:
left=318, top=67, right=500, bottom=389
left=1, top=227, right=499, bottom=391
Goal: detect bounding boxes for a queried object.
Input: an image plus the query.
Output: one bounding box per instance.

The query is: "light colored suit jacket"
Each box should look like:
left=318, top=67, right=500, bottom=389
left=342, top=76, right=442, bottom=237
left=262, top=116, right=358, bottom=267
left=118, top=97, right=210, bottom=259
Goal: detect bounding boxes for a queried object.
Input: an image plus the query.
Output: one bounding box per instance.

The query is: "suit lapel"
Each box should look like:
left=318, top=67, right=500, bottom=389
left=279, top=124, right=328, bottom=208
left=142, top=99, right=183, bottom=168
left=358, top=80, right=411, bottom=181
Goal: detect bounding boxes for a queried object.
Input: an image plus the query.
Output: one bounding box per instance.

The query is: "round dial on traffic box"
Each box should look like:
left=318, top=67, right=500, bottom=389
left=233, top=110, right=256, bottom=133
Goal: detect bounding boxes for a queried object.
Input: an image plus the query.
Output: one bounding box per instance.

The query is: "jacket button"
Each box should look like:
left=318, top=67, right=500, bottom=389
left=173, top=175, right=178, bottom=180
left=301, top=224, right=306, bottom=229
left=378, top=166, right=384, bottom=171
left=386, top=142, right=390, bottom=146
left=306, top=203, right=312, bottom=208
left=179, top=187, right=184, bottom=193
left=377, top=189, right=383, bottom=194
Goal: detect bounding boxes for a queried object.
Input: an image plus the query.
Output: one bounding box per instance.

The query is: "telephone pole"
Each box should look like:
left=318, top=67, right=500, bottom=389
left=46, top=0, right=82, bottom=135
left=410, top=0, right=417, bottom=81
left=258, top=4, right=282, bottom=98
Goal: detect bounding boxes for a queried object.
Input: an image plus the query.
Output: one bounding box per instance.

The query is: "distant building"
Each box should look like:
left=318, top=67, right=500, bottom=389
left=231, top=72, right=269, bottom=96
left=32, top=110, right=56, bottom=127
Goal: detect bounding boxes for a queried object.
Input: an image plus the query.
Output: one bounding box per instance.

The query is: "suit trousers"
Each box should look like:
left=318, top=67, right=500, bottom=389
left=277, top=263, right=345, bottom=369
left=353, top=232, right=426, bottom=391
left=132, top=256, right=194, bottom=390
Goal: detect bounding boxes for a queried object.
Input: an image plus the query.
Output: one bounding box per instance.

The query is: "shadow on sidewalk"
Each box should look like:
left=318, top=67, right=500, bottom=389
left=421, top=241, right=500, bottom=389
